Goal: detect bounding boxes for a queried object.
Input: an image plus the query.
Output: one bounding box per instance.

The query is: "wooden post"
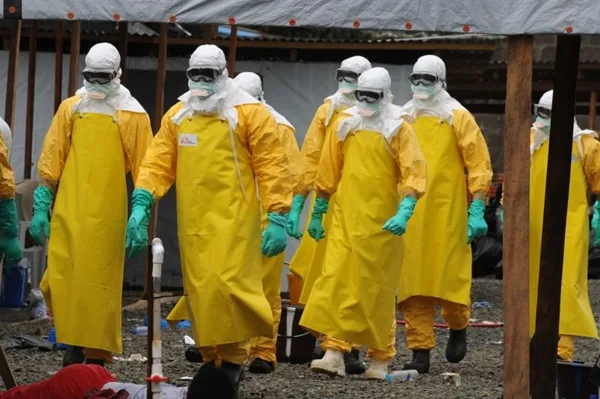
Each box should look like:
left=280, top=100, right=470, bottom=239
left=530, top=35, right=581, bottom=399
left=227, top=25, right=238, bottom=76
left=68, top=21, right=81, bottom=97
left=503, top=35, right=533, bottom=399
left=146, top=242, right=154, bottom=398
left=141, top=23, right=168, bottom=300
left=54, top=21, right=64, bottom=112
left=589, top=91, right=597, bottom=129
left=4, top=20, right=22, bottom=130
left=24, top=21, right=38, bottom=180
left=0, top=345, right=16, bottom=390
left=118, top=22, right=128, bottom=85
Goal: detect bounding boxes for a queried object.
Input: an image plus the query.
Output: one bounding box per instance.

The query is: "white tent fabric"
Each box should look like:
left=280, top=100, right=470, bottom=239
left=8, top=0, right=597, bottom=34
left=0, top=50, right=412, bottom=288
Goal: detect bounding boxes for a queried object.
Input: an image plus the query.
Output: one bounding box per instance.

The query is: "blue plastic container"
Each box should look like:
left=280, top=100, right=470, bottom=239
left=0, top=266, right=28, bottom=308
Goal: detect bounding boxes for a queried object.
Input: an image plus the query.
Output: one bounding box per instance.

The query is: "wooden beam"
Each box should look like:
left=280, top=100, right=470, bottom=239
left=590, top=91, right=597, bottom=129
left=450, top=81, right=600, bottom=93
left=503, top=35, right=532, bottom=399
left=4, top=20, right=21, bottom=130
left=54, top=21, right=64, bottom=112
left=24, top=21, right=38, bottom=180
left=227, top=26, right=238, bottom=76
left=118, top=22, right=128, bottom=85
left=530, top=35, right=581, bottom=399
left=68, top=21, right=81, bottom=97
left=0, top=345, right=16, bottom=390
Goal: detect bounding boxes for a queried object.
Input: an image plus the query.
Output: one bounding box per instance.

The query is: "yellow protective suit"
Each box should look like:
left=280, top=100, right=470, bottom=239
left=136, top=101, right=291, bottom=365
left=530, top=132, right=600, bottom=347
left=289, top=101, right=345, bottom=305
left=38, top=96, right=153, bottom=356
left=0, top=134, right=15, bottom=200
left=165, top=121, right=302, bottom=366
left=300, top=121, right=427, bottom=350
left=397, top=110, right=492, bottom=351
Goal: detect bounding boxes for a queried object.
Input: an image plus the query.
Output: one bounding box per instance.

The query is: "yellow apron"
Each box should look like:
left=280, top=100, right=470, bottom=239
left=530, top=140, right=598, bottom=338
left=398, top=116, right=471, bottom=305
left=175, top=115, right=272, bottom=346
left=40, top=113, right=127, bottom=354
left=289, top=108, right=342, bottom=305
left=300, top=130, right=402, bottom=350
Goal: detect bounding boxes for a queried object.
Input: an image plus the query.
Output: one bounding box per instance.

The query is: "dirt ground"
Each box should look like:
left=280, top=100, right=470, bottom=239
left=1, top=279, right=599, bottom=398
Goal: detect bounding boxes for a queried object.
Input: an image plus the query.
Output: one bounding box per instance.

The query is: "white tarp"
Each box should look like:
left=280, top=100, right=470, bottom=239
left=0, top=50, right=413, bottom=288
left=8, top=0, right=598, bottom=35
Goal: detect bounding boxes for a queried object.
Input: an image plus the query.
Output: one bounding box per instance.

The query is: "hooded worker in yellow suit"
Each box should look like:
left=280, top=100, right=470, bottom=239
left=300, top=67, right=427, bottom=379
left=126, top=45, right=292, bottom=398
left=286, top=55, right=372, bottom=374
left=165, top=71, right=304, bottom=375
left=0, top=118, right=23, bottom=270
left=528, top=90, right=600, bottom=361
left=30, top=43, right=153, bottom=367
left=398, top=55, right=493, bottom=374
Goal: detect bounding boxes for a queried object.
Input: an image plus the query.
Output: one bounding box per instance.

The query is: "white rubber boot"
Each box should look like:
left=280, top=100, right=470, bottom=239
left=310, top=349, right=346, bottom=377
left=364, top=359, right=390, bottom=380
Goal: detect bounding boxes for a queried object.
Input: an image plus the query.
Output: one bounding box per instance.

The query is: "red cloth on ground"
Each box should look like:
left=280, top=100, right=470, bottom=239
left=0, top=364, right=116, bottom=399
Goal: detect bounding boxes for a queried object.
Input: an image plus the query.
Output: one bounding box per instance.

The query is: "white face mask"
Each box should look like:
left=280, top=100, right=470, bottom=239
left=84, top=81, right=115, bottom=100
left=338, top=80, right=358, bottom=94
left=188, top=80, right=217, bottom=98
left=357, top=101, right=381, bottom=117
left=411, top=84, right=437, bottom=100
left=533, top=116, right=551, bottom=133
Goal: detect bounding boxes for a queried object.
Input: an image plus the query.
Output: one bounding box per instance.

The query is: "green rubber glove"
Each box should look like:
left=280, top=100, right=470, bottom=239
left=30, top=186, right=53, bottom=246
left=285, top=194, right=306, bottom=239
left=467, top=199, right=488, bottom=244
left=126, top=188, right=154, bottom=258
left=0, top=198, right=23, bottom=269
left=261, top=212, right=288, bottom=257
left=307, top=196, right=329, bottom=242
left=592, top=200, right=600, bottom=248
left=382, top=196, right=417, bottom=236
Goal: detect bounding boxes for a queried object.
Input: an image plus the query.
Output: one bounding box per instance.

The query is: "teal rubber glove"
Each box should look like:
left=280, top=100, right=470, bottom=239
left=30, top=186, right=53, bottom=246
left=592, top=200, right=600, bottom=248
left=383, top=196, right=417, bottom=236
left=307, top=196, right=329, bottom=242
left=261, top=212, right=288, bottom=257
left=0, top=198, right=23, bottom=269
left=467, top=199, right=488, bottom=244
left=126, top=188, right=154, bottom=258
left=286, top=194, right=306, bottom=239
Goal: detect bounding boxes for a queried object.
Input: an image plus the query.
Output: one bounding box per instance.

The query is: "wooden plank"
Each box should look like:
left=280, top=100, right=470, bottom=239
left=530, top=34, right=581, bottom=399
left=4, top=20, right=21, bottom=130
left=0, top=345, right=16, bottom=389
left=154, top=23, right=168, bottom=131
left=68, top=21, right=81, bottom=97
left=118, top=22, right=128, bottom=85
left=54, top=21, right=64, bottom=112
left=227, top=25, right=238, bottom=76
left=590, top=91, right=597, bottom=129
left=24, top=21, right=38, bottom=180
left=503, top=35, right=533, bottom=399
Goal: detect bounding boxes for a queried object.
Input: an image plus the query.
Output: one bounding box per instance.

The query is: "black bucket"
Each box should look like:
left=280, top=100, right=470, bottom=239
left=276, top=305, right=317, bottom=365
left=556, top=361, right=599, bottom=399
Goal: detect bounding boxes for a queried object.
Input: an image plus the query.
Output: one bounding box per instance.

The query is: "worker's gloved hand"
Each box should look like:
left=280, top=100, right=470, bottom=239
left=467, top=198, right=488, bottom=244
left=286, top=194, right=306, bottom=239
left=307, top=196, right=328, bottom=242
left=0, top=198, right=23, bottom=269
left=382, top=196, right=417, bottom=236
left=261, top=212, right=288, bottom=257
left=29, top=186, right=53, bottom=246
left=592, top=200, right=600, bottom=248
left=126, top=188, right=153, bottom=258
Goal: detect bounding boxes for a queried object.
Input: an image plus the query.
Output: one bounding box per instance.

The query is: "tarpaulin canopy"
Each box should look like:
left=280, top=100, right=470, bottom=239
left=1, top=0, right=597, bottom=35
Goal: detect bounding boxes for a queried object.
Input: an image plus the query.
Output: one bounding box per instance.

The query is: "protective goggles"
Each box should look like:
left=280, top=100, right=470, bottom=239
left=335, top=69, right=360, bottom=83
left=82, top=71, right=118, bottom=85
left=354, top=89, right=384, bottom=104
left=408, top=73, right=439, bottom=87
left=534, top=105, right=551, bottom=119
left=186, top=68, right=223, bottom=82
